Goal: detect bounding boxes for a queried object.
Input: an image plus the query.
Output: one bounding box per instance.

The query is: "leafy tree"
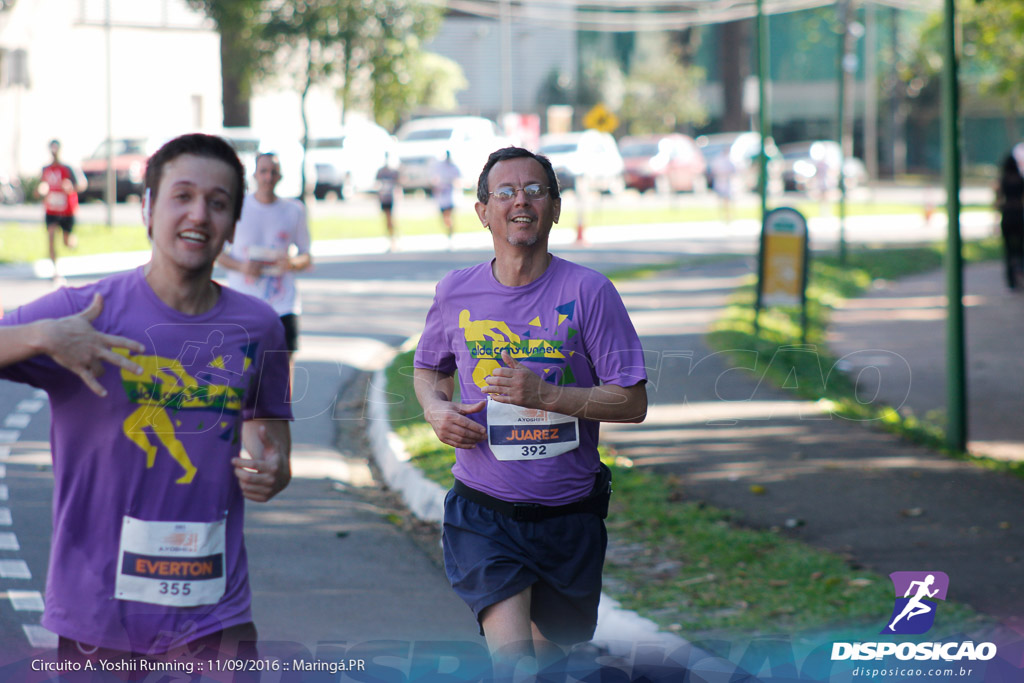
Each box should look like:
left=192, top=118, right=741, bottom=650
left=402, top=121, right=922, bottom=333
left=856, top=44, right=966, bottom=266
left=369, top=51, right=467, bottom=130
left=910, top=0, right=1024, bottom=137
left=253, top=0, right=460, bottom=196
left=620, top=50, right=707, bottom=135
left=260, top=0, right=347, bottom=196
left=187, top=0, right=265, bottom=127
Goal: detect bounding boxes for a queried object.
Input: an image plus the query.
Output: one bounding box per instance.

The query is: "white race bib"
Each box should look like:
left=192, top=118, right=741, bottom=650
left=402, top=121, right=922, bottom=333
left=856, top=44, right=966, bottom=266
left=487, top=398, right=580, bottom=461
left=246, top=245, right=284, bottom=276
left=114, top=516, right=226, bottom=607
left=44, top=193, right=68, bottom=212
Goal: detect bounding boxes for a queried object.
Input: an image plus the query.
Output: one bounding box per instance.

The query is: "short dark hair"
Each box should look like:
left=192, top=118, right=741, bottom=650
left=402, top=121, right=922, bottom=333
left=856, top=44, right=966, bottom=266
left=145, top=134, right=246, bottom=221
left=256, top=152, right=280, bottom=169
left=476, top=147, right=560, bottom=204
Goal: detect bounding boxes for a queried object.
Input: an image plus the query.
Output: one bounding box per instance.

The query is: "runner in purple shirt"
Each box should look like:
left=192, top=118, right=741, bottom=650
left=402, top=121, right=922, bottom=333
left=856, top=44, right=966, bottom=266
left=414, top=147, right=647, bottom=676
left=0, top=134, right=292, bottom=669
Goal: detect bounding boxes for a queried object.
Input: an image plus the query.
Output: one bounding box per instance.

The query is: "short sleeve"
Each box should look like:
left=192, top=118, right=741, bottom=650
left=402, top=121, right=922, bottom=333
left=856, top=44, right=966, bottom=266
left=414, top=280, right=457, bottom=375
left=293, top=202, right=311, bottom=255
left=247, top=316, right=294, bottom=421
left=580, top=279, right=647, bottom=388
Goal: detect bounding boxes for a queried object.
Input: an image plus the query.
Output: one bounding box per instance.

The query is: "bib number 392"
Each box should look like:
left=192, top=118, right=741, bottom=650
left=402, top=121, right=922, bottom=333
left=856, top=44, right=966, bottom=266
left=486, top=399, right=580, bottom=461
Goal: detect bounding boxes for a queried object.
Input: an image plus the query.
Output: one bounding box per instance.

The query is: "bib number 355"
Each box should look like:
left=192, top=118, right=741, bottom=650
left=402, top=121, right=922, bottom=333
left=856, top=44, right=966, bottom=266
left=159, top=582, right=192, bottom=597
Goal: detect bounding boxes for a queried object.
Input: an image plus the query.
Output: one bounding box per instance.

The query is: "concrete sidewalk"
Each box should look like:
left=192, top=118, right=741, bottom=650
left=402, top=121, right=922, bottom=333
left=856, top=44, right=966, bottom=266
left=828, top=260, right=1024, bottom=461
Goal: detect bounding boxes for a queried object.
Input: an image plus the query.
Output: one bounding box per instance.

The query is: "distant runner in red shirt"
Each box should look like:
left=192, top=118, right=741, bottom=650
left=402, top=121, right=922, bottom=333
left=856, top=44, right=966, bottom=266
left=39, top=139, right=84, bottom=284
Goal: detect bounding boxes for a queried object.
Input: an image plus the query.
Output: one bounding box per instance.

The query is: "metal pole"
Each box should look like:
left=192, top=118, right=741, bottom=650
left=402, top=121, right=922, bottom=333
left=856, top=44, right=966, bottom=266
left=835, top=0, right=850, bottom=265
left=104, top=0, right=114, bottom=227
left=943, top=0, right=966, bottom=451
left=499, top=0, right=513, bottom=120
left=753, top=0, right=769, bottom=336
left=756, top=0, right=769, bottom=223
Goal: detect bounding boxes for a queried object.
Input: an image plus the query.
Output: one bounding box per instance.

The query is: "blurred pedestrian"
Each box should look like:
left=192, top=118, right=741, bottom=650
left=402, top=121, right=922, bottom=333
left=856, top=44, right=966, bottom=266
left=432, top=150, right=461, bottom=246
left=218, top=152, right=312, bottom=359
left=38, top=139, right=84, bottom=284
left=710, top=151, right=735, bottom=225
left=376, top=152, right=401, bottom=251
left=996, top=150, right=1024, bottom=290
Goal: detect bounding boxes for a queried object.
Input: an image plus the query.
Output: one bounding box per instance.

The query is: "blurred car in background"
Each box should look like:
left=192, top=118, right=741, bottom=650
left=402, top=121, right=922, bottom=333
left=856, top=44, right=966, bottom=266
left=538, top=130, right=625, bottom=194
left=619, top=134, right=707, bottom=194
left=0, top=167, right=24, bottom=205
left=778, top=140, right=868, bottom=193
left=395, top=116, right=507, bottom=194
left=697, top=131, right=783, bottom=194
left=79, top=137, right=155, bottom=202
left=306, top=119, right=397, bottom=200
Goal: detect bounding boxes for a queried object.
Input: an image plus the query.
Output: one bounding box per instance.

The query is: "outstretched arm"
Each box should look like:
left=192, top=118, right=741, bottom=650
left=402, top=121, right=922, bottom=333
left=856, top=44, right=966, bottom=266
left=413, top=367, right=487, bottom=449
left=483, top=350, right=647, bottom=423
left=0, top=293, right=145, bottom=396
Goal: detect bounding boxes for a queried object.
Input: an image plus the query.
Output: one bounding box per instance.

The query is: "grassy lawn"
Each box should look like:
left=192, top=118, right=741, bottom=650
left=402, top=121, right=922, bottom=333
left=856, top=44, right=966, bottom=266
left=0, top=199, right=992, bottom=265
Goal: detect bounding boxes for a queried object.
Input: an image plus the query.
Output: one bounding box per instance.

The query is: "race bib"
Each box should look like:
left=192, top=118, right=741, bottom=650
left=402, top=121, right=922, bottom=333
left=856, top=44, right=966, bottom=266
left=44, top=193, right=68, bottom=212
left=114, top=516, right=226, bottom=607
left=487, top=398, right=580, bottom=461
left=246, top=245, right=284, bottom=276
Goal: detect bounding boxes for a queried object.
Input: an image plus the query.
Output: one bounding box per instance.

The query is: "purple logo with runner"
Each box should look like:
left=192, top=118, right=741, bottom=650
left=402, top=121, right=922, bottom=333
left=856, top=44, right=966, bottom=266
left=881, top=571, right=949, bottom=635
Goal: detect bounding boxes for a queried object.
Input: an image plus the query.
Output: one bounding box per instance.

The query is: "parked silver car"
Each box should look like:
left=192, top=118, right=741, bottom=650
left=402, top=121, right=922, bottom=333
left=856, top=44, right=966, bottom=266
left=778, top=140, right=868, bottom=193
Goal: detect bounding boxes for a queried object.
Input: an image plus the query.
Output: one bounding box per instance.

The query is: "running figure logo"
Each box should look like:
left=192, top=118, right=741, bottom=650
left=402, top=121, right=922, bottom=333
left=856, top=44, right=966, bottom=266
left=113, top=328, right=252, bottom=485
left=882, top=571, right=949, bottom=635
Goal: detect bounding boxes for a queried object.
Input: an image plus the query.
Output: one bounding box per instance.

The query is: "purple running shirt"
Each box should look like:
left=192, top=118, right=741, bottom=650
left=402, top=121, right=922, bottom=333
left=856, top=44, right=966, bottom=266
left=415, top=256, right=647, bottom=505
left=0, top=266, right=292, bottom=653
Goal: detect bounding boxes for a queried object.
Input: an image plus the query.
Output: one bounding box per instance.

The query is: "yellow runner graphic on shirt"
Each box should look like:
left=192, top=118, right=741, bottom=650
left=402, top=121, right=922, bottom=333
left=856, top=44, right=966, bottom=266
left=113, top=338, right=256, bottom=485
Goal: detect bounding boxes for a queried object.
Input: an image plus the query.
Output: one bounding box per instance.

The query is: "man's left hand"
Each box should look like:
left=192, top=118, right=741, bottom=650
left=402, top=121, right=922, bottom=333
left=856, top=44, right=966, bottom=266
left=234, top=421, right=291, bottom=502
left=483, top=350, right=549, bottom=408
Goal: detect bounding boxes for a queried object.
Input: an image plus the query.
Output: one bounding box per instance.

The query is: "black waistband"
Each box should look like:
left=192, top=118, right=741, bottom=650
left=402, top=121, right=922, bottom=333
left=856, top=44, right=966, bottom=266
left=452, top=464, right=611, bottom=523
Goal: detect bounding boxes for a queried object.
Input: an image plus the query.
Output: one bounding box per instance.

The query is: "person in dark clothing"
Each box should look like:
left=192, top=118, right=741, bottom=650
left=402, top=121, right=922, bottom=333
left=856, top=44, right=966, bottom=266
left=996, top=152, right=1024, bottom=290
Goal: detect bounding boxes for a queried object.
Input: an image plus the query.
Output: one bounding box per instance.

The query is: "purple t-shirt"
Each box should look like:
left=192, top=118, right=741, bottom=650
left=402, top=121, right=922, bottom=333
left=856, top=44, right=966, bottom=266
left=414, top=256, right=646, bottom=505
left=0, top=266, right=292, bottom=653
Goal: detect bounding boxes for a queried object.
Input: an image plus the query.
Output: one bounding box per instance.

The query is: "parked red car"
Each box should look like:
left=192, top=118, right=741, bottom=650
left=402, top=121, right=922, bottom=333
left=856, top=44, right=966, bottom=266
left=620, top=134, right=707, bottom=194
left=79, top=138, right=152, bottom=202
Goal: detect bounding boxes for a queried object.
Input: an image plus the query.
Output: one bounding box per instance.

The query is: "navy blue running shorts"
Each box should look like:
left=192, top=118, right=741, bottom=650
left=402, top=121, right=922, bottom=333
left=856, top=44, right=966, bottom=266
left=442, top=488, right=608, bottom=645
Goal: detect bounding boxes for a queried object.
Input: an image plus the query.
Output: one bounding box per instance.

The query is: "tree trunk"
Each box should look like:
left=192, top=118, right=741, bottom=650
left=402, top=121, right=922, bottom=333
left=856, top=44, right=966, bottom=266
left=719, top=20, right=750, bottom=131
left=221, top=34, right=251, bottom=128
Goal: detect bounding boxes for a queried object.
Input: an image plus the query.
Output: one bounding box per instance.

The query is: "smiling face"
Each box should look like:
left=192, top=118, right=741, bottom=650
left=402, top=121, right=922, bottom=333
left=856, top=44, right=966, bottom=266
left=148, top=154, right=238, bottom=277
left=476, top=156, right=560, bottom=250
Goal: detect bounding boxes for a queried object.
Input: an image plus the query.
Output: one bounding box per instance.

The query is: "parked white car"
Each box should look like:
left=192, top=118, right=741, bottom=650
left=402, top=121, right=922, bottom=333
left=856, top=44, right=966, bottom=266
left=306, top=119, right=398, bottom=200
left=538, top=130, right=625, bottom=194
left=395, top=116, right=508, bottom=193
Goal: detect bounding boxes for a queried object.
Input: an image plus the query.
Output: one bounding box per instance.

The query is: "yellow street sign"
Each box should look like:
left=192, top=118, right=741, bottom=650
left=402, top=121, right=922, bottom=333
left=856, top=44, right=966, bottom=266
left=583, top=104, right=619, bottom=133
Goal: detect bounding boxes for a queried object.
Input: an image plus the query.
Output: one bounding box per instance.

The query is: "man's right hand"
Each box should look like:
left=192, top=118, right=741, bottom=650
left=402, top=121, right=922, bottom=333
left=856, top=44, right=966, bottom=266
left=40, top=293, right=145, bottom=396
left=424, top=399, right=487, bottom=449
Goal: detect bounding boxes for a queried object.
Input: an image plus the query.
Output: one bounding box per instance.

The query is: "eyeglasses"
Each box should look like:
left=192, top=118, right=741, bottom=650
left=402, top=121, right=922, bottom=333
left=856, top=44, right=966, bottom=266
left=489, top=183, right=549, bottom=202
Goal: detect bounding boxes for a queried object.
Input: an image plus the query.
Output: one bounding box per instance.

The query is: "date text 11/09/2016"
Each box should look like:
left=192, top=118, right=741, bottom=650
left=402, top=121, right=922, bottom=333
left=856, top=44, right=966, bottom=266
left=31, top=658, right=367, bottom=676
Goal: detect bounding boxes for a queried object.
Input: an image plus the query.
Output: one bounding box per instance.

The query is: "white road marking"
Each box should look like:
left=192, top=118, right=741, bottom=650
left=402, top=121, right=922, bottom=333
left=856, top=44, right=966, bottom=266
left=0, top=560, right=31, bottom=579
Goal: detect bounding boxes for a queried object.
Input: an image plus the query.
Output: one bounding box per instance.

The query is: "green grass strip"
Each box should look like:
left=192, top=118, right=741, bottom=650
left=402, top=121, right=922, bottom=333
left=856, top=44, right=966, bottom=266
left=0, top=201, right=991, bottom=265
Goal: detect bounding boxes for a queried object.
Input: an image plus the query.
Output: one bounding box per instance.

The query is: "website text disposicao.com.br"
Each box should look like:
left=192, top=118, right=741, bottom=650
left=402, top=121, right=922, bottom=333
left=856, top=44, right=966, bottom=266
left=851, top=665, right=978, bottom=678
